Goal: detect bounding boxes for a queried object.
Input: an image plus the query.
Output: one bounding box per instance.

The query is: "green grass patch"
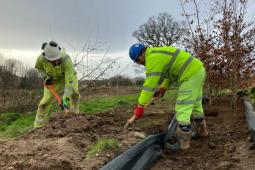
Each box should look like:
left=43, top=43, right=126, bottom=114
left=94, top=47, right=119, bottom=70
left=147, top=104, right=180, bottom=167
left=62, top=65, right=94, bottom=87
left=0, top=112, right=21, bottom=132
left=51, top=90, right=177, bottom=115
left=80, top=89, right=177, bottom=115
left=0, top=113, right=35, bottom=138
left=0, top=94, right=139, bottom=138
left=85, top=138, right=120, bottom=159
left=0, top=89, right=178, bottom=138
left=80, top=94, right=139, bottom=114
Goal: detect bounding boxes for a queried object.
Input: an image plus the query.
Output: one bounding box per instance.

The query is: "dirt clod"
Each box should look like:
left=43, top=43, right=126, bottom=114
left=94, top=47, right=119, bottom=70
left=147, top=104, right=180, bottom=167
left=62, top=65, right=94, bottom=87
left=134, top=131, right=146, bottom=138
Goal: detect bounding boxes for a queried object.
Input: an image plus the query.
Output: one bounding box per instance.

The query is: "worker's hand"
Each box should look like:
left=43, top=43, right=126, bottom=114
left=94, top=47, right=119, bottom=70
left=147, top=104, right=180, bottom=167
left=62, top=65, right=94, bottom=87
left=153, top=87, right=167, bottom=98
left=62, top=97, right=70, bottom=109
left=134, top=105, right=144, bottom=119
left=124, top=115, right=136, bottom=129
left=44, top=76, right=53, bottom=86
left=124, top=105, right=144, bottom=129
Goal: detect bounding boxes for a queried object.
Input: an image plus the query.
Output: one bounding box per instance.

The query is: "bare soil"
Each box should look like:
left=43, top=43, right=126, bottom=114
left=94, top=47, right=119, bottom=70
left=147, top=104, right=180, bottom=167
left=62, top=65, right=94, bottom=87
left=0, top=95, right=254, bottom=170
left=152, top=96, right=255, bottom=170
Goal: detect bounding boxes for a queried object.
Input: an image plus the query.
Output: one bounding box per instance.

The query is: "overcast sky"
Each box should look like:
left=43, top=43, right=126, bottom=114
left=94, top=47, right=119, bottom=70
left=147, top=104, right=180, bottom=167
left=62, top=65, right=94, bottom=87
left=0, top=0, right=255, bottom=77
left=0, top=0, right=183, bottom=50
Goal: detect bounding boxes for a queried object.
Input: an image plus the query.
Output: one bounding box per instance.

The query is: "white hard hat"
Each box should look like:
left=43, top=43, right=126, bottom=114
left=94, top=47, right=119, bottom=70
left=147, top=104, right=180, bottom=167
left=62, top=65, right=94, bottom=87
left=42, top=41, right=61, bottom=61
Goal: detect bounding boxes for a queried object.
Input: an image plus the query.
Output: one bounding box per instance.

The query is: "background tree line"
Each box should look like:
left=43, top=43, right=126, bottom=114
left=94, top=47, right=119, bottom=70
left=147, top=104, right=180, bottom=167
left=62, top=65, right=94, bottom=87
left=0, top=54, right=144, bottom=92
left=0, top=54, right=144, bottom=113
left=0, top=55, right=43, bottom=90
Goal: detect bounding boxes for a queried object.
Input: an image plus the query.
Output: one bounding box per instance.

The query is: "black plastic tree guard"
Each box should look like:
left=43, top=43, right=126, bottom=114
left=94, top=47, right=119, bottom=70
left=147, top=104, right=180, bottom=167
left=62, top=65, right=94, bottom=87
left=101, top=115, right=178, bottom=170
left=244, top=96, right=255, bottom=143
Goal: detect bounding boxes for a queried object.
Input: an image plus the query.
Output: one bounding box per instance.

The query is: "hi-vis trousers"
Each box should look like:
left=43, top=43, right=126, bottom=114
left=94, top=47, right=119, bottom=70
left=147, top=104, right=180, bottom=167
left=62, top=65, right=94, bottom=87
left=34, top=79, right=80, bottom=128
left=175, top=67, right=206, bottom=125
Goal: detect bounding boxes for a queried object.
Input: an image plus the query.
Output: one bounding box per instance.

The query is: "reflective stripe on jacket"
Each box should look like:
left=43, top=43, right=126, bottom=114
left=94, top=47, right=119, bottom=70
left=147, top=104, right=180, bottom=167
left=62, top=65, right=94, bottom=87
left=35, top=51, right=77, bottom=98
left=138, top=46, right=203, bottom=105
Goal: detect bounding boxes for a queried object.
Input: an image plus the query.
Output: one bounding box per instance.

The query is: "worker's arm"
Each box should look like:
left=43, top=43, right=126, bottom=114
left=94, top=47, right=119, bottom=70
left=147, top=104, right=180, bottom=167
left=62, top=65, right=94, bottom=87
left=35, top=55, right=53, bottom=85
left=138, top=61, right=165, bottom=105
left=153, top=78, right=170, bottom=98
left=62, top=55, right=76, bottom=102
left=160, top=78, right=170, bottom=89
left=135, top=56, right=165, bottom=119
left=35, top=55, right=45, bottom=75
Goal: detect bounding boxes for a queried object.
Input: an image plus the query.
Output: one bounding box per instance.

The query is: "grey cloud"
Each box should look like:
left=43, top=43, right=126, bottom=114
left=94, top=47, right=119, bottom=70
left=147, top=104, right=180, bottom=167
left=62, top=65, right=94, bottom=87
left=0, top=0, right=182, bottom=52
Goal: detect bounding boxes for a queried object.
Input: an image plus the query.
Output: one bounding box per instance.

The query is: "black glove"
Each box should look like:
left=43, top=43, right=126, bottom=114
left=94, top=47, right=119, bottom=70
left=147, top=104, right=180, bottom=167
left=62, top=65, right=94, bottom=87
left=44, top=76, right=53, bottom=85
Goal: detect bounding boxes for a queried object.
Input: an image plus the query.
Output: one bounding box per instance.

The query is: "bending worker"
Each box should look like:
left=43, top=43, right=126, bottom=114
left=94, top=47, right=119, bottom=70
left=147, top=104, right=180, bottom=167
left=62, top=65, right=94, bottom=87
left=34, top=41, right=80, bottom=128
left=127, top=43, right=209, bottom=150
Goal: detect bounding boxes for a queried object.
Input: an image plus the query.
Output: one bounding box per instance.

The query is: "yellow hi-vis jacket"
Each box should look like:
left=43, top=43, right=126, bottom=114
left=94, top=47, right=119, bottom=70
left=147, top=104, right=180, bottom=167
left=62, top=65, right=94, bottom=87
left=138, top=46, right=204, bottom=105
left=35, top=51, right=77, bottom=98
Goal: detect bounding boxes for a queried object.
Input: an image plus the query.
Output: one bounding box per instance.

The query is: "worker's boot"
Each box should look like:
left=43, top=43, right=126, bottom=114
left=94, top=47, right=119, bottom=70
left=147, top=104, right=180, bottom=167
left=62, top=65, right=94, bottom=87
left=194, top=118, right=209, bottom=137
left=176, top=125, right=192, bottom=150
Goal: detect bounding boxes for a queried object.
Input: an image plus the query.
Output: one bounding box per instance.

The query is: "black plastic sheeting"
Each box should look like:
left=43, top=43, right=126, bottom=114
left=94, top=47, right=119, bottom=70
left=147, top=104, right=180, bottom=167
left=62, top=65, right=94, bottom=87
left=101, top=115, right=178, bottom=170
left=244, top=97, right=255, bottom=143
left=101, top=97, right=255, bottom=170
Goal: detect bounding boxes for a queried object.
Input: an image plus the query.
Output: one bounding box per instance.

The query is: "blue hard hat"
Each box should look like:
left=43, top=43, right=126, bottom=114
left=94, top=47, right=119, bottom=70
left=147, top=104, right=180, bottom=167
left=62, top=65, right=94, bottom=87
left=129, top=43, right=145, bottom=61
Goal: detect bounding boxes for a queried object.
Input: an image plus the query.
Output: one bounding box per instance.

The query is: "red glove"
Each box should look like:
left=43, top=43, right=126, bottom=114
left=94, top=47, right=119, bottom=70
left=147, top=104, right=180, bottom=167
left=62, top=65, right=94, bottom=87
left=134, top=105, right=144, bottom=119
left=153, top=87, right=166, bottom=98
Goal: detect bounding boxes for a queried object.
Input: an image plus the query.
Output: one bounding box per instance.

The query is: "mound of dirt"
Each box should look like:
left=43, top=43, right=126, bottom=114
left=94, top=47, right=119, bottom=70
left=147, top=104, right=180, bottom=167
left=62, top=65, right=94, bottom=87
left=0, top=103, right=170, bottom=170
